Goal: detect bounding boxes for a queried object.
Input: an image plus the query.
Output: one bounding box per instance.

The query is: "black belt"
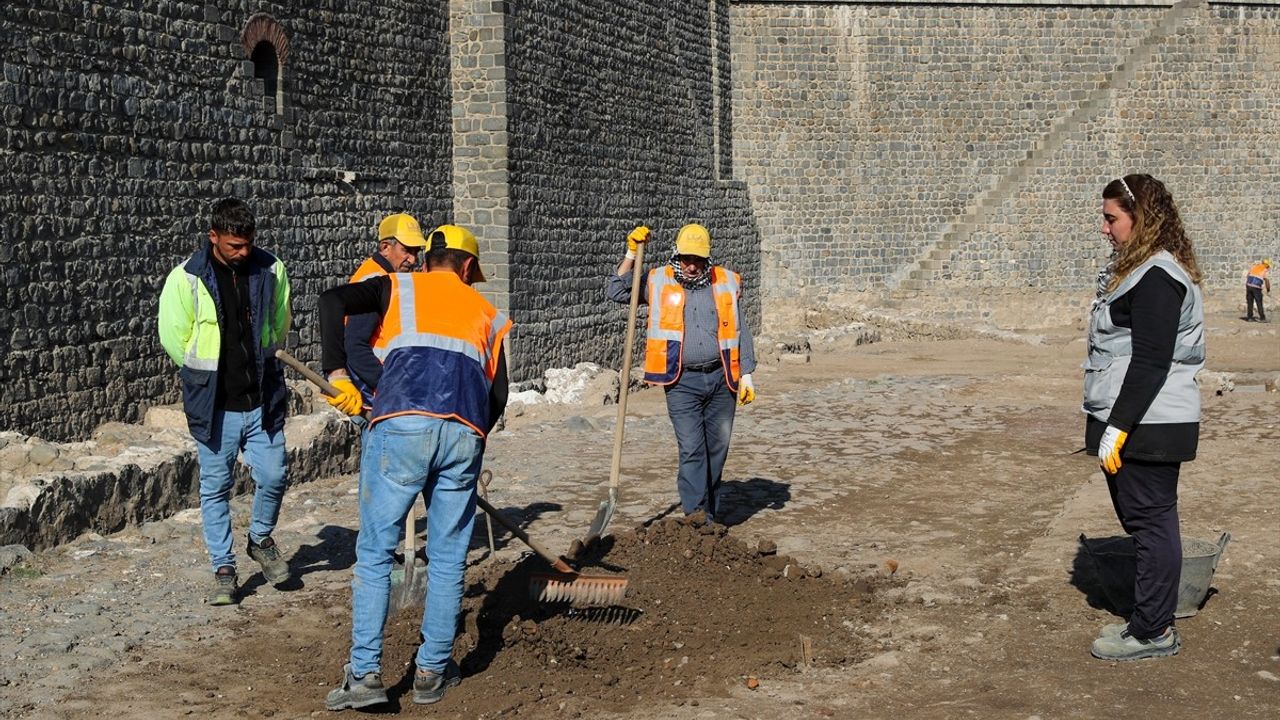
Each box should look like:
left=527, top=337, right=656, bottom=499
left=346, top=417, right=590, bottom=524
left=682, top=360, right=722, bottom=373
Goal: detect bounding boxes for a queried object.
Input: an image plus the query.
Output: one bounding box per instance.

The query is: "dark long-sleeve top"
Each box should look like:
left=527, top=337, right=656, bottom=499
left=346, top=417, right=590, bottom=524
left=1085, top=266, right=1198, bottom=462
left=344, top=253, right=394, bottom=392
left=319, top=274, right=509, bottom=433
left=606, top=267, right=757, bottom=374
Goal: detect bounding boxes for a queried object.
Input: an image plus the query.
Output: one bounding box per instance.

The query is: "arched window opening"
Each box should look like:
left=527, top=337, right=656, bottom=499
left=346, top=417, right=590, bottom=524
left=252, top=41, right=281, bottom=114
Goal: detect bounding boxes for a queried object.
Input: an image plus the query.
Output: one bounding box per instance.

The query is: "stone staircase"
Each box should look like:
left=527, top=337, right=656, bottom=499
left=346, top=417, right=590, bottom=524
left=887, top=0, right=1206, bottom=298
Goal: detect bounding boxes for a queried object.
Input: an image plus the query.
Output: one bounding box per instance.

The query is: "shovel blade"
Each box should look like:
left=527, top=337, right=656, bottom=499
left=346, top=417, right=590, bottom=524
left=584, top=494, right=616, bottom=544
left=389, top=555, right=428, bottom=612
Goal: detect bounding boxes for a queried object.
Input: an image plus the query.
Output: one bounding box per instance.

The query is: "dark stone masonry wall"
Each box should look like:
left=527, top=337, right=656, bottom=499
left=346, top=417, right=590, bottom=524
left=504, top=0, right=762, bottom=381
left=1, top=0, right=454, bottom=441
left=731, top=1, right=1280, bottom=300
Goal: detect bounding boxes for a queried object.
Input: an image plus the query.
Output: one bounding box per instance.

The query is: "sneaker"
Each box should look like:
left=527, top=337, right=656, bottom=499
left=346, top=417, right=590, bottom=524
left=325, top=663, right=388, bottom=711
left=1091, top=626, right=1180, bottom=661
left=247, top=534, right=291, bottom=584
left=208, top=566, right=238, bottom=606
left=1097, top=622, right=1128, bottom=639
left=412, top=660, right=461, bottom=705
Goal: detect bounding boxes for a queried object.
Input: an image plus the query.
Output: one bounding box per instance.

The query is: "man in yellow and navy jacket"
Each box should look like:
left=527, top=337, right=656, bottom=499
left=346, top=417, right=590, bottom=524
left=345, top=213, right=428, bottom=407
left=318, top=225, right=509, bottom=711
left=606, top=223, right=757, bottom=525
left=157, top=198, right=293, bottom=606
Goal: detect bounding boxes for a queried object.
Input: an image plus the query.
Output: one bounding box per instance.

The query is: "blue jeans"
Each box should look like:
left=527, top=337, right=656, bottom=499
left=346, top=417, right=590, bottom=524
left=194, top=407, right=288, bottom=572
left=349, top=415, right=482, bottom=678
left=664, top=368, right=737, bottom=521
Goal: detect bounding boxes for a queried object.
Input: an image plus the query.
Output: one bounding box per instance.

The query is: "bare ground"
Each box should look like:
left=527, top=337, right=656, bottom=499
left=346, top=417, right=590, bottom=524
left=2, top=306, right=1277, bottom=720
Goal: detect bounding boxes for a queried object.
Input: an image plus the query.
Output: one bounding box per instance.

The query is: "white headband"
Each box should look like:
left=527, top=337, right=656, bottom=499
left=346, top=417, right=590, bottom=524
left=1117, top=177, right=1135, bottom=204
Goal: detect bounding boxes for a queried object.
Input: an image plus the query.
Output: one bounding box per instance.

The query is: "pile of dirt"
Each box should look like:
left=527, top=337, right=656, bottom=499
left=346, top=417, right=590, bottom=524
left=376, top=515, right=898, bottom=717
left=66, top=516, right=899, bottom=718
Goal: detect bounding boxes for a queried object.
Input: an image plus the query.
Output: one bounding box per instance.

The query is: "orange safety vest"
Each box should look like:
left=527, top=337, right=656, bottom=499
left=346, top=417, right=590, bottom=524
left=369, top=270, right=511, bottom=438
left=642, top=265, right=742, bottom=392
left=1246, top=263, right=1269, bottom=288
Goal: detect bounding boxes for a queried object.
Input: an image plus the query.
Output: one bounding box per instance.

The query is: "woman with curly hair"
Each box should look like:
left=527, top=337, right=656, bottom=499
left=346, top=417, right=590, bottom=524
left=1083, top=174, right=1206, bottom=661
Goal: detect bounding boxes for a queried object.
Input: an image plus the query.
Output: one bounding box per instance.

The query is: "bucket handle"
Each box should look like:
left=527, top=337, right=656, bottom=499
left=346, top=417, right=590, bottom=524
left=1210, top=531, right=1231, bottom=572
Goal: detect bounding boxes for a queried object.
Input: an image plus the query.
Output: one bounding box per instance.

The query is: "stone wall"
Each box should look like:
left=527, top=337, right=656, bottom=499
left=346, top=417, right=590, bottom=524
left=503, top=0, right=762, bottom=381
left=731, top=1, right=1280, bottom=304
left=1, top=0, right=454, bottom=441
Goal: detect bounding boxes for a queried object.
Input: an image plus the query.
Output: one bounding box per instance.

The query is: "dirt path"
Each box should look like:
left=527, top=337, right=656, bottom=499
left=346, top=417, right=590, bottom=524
left=2, top=309, right=1277, bottom=719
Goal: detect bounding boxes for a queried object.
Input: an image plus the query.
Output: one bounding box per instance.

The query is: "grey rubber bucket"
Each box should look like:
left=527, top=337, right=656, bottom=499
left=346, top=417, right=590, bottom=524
left=1079, top=532, right=1231, bottom=618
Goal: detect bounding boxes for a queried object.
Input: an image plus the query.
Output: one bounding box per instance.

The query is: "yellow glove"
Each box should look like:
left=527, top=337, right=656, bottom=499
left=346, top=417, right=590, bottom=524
left=626, top=226, right=651, bottom=257
left=325, top=377, right=363, bottom=416
left=737, top=373, right=756, bottom=406
left=1098, top=425, right=1128, bottom=474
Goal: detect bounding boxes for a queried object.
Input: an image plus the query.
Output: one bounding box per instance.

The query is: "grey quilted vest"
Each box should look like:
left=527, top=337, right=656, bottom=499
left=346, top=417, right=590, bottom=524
left=1082, top=250, right=1205, bottom=424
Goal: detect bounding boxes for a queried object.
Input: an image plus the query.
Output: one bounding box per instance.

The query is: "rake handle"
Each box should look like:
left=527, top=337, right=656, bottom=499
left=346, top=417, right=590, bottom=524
left=477, top=495, right=575, bottom=575
left=609, top=240, right=645, bottom=495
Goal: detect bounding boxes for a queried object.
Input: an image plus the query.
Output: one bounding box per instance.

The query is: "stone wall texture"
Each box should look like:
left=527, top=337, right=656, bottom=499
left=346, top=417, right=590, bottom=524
left=1, top=0, right=454, bottom=441
left=731, top=1, right=1280, bottom=302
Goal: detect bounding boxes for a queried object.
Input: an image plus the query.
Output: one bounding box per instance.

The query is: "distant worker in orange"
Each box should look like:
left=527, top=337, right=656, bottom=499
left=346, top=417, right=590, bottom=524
left=1244, top=258, right=1271, bottom=323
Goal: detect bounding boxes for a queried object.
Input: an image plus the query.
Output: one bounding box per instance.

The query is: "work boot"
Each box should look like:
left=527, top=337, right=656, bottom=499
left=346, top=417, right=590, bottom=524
left=325, top=663, right=388, bottom=711
left=412, top=660, right=461, bottom=705
left=207, top=566, right=238, bottom=606
left=247, top=534, right=291, bottom=584
left=1090, top=626, right=1180, bottom=661
left=1097, top=622, right=1128, bottom=640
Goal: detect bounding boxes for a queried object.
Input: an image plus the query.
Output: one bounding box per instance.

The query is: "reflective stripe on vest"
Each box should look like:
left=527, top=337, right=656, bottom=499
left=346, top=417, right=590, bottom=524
left=369, top=271, right=511, bottom=437
left=642, top=266, right=742, bottom=392
left=350, top=257, right=386, bottom=284
left=1082, top=251, right=1205, bottom=424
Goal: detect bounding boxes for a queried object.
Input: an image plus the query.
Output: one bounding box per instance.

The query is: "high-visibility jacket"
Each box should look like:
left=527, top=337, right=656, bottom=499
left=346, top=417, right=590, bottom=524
left=370, top=270, right=511, bottom=438
left=157, top=246, right=292, bottom=444
left=1246, top=263, right=1269, bottom=288
left=642, top=265, right=742, bottom=392
left=1083, top=250, right=1204, bottom=425
left=346, top=255, right=391, bottom=404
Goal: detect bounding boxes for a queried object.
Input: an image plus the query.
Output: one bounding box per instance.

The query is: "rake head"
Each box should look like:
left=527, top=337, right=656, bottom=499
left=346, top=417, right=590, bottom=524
left=529, top=571, right=629, bottom=607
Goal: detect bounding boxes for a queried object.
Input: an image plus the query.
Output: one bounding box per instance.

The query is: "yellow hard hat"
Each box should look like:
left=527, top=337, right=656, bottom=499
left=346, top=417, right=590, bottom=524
left=674, top=224, right=711, bottom=258
left=429, top=224, right=485, bottom=282
left=377, top=213, right=427, bottom=247
left=1264, top=258, right=1273, bottom=268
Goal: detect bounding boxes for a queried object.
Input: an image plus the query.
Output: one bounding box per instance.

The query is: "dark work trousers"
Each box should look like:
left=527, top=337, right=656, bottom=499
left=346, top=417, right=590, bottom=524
left=664, top=367, right=737, bottom=521
left=1105, top=459, right=1182, bottom=639
left=1246, top=286, right=1266, bottom=321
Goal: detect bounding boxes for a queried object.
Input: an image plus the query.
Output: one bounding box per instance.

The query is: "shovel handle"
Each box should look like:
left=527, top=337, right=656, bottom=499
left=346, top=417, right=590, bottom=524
left=275, top=349, right=342, bottom=397
left=477, top=495, right=575, bottom=575
left=609, top=240, right=645, bottom=493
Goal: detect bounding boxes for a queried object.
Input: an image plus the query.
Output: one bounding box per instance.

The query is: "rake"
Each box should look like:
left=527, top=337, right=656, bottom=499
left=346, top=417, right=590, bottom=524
left=476, top=496, right=629, bottom=607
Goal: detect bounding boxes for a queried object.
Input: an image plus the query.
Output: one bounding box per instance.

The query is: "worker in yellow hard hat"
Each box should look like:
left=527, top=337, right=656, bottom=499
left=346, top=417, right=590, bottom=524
left=1244, top=258, right=1271, bottom=322
left=318, top=223, right=507, bottom=710
left=605, top=223, right=757, bottom=525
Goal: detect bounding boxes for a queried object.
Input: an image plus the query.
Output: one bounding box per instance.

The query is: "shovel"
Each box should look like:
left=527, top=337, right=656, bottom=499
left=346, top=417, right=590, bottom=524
left=582, top=238, right=645, bottom=546
left=274, top=349, right=427, bottom=611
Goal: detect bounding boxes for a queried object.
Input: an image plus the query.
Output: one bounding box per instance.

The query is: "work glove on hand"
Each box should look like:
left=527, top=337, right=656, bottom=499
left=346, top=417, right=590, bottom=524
left=625, top=226, right=651, bottom=259
left=737, top=373, right=756, bottom=406
left=325, top=377, right=364, bottom=417
left=1098, top=425, right=1129, bottom=475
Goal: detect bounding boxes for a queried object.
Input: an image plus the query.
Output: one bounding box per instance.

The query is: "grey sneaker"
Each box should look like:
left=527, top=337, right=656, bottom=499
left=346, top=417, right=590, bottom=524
left=1098, top=622, right=1128, bottom=640
left=325, top=663, right=388, bottom=711
left=208, top=566, right=238, bottom=606
left=412, top=660, right=461, bottom=705
left=247, top=535, right=291, bottom=584
left=1091, top=626, right=1180, bottom=661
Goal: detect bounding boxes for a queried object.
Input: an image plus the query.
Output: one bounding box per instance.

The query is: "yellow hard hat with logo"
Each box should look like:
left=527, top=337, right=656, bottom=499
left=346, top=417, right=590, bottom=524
left=674, top=223, right=711, bottom=258
left=429, top=224, right=485, bottom=282
left=377, top=213, right=427, bottom=247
